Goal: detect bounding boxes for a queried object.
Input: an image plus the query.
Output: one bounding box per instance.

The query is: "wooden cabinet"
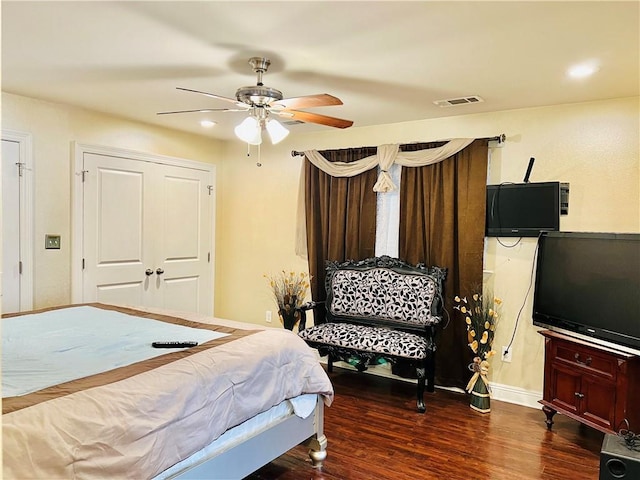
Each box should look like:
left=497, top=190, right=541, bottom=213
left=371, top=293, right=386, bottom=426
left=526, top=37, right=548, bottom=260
left=539, top=330, right=640, bottom=434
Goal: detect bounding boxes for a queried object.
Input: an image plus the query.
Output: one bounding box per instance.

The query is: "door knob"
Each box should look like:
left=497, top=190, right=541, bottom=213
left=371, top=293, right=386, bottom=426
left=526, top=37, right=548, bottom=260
left=156, top=268, right=165, bottom=275
left=145, top=269, right=154, bottom=276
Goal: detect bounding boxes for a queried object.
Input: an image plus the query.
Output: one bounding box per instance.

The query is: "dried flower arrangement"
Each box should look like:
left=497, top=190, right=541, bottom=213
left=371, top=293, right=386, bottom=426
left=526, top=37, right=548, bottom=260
left=265, top=271, right=311, bottom=330
left=454, top=292, right=501, bottom=360
left=453, top=291, right=502, bottom=413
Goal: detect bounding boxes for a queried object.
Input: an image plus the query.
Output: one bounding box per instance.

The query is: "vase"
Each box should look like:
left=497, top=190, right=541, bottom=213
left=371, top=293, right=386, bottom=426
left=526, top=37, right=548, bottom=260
left=469, top=376, right=491, bottom=413
left=279, top=308, right=300, bottom=331
left=467, top=357, right=491, bottom=413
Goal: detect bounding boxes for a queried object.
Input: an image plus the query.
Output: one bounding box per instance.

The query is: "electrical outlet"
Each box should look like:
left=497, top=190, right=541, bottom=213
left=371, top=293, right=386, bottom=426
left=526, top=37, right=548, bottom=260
left=502, top=346, right=513, bottom=363
left=45, top=234, right=61, bottom=249
left=265, top=310, right=272, bottom=323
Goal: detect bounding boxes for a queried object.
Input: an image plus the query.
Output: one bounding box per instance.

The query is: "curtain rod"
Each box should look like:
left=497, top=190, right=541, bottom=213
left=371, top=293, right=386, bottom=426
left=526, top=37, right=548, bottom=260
left=290, top=133, right=506, bottom=156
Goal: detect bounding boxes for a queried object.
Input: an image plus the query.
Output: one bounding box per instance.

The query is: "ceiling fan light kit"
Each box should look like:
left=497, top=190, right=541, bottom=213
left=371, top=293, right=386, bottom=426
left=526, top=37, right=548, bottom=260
left=158, top=56, right=353, bottom=145
left=234, top=104, right=290, bottom=145
left=234, top=116, right=262, bottom=145
left=265, top=118, right=290, bottom=144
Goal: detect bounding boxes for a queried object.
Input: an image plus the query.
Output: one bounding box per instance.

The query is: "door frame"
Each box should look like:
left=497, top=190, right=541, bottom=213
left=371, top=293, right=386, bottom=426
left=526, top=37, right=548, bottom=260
left=71, top=142, right=216, bottom=313
left=2, top=129, right=34, bottom=312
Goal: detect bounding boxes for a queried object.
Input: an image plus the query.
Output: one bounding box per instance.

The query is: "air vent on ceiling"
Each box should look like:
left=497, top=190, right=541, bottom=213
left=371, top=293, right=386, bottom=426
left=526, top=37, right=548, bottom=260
left=282, top=120, right=305, bottom=126
left=433, top=95, right=484, bottom=107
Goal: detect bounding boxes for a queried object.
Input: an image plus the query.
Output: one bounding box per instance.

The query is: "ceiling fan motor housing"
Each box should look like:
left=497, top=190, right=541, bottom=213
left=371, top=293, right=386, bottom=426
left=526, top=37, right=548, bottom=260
left=235, top=85, right=283, bottom=106
left=235, top=57, right=284, bottom=106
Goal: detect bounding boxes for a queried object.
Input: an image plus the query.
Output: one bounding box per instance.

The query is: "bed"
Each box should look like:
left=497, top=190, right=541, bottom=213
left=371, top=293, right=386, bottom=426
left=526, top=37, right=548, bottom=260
left=2, top=303, right=333, bottom=479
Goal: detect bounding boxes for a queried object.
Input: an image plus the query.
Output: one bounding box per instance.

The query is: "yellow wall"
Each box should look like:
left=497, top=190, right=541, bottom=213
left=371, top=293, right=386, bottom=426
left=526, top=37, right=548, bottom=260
left=3, top=92, right=639, bottom=396
left=216, top=96, right=640, bottom=394
left=1, top=92, right=225, bottom=308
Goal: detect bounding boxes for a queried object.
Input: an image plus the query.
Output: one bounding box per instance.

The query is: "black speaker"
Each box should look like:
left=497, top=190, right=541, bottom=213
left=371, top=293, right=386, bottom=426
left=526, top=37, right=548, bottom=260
left=600, top=434, right=640, bottom=479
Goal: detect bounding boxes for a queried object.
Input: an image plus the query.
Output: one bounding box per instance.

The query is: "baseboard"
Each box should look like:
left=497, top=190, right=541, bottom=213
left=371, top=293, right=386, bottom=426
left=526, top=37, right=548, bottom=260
left=489, top=382, right=542, bottom=410
left=321, top=359, right=542, bottom=410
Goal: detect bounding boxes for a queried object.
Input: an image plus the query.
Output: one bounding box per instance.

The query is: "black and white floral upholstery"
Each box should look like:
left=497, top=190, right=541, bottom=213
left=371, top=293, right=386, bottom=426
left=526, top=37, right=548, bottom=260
left=298, top=322, right=433, bottom=359
left=298, top=256, right=447, bottom=413
left=328, top=268, right=440, bottom=327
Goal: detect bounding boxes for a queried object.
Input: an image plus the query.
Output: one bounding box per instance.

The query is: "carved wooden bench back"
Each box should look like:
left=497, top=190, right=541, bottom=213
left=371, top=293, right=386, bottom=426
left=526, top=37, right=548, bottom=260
left=325, top=256, right=447, bottom=331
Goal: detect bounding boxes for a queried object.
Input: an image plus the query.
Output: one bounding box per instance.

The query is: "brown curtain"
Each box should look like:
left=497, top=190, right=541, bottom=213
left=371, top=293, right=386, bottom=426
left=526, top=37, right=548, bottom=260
left=399, top=139, right=489, bottom=388
left=304, top=147, right=378, bottom=324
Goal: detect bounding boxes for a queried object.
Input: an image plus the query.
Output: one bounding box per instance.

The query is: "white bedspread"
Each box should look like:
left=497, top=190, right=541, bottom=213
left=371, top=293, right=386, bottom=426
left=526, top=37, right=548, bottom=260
left=2, top=306, right=227, bottom=397
left=2, top=304, right=333, bottom=480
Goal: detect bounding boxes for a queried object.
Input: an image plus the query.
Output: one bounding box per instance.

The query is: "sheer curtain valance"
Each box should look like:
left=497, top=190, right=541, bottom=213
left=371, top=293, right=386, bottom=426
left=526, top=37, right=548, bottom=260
left=295, top=138, right=475, bottom=257
left=302, top=138, right=474, bottom=193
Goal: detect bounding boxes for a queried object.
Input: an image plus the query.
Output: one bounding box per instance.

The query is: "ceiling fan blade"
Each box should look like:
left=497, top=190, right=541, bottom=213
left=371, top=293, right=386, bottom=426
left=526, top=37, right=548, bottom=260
left=176, top=87, right=247, bottom=108
left=271, top=93, right=343, bottom=110
left=279, top=110, right=353, bottom=129
left=157, top=107, right=247, bottom=115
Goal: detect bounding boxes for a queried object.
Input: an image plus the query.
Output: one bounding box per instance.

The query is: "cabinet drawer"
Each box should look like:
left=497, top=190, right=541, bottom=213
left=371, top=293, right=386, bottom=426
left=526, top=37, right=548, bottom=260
left=553, top=342, right=618, bottom=379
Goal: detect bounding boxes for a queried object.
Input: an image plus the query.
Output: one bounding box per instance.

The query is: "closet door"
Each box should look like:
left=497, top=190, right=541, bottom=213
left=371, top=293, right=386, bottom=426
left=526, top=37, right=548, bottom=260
left=83, top=153, right=155, bottom=307
left=154, top=163, right=212, bottom=314
left=81, top=151, right=213, bottom=314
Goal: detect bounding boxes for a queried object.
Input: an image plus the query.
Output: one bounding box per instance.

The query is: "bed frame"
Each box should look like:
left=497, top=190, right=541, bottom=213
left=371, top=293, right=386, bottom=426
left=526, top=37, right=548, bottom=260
left=169, top=395, right=327, bottom=479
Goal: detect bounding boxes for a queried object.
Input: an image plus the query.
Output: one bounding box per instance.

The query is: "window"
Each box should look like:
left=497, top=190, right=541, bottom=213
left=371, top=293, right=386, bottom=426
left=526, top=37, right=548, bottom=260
left=375, top=163, right=401, bottom=257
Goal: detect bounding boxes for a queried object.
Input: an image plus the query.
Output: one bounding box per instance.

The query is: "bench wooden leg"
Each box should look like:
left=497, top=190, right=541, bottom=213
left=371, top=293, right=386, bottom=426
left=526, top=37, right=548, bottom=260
left=327, top=354, right=334, bottom=373
left=416, top=353, right=436, bottom=413
left=426, top=352, right=435, bottom=394
left=416, top=365, right=426, bottom=413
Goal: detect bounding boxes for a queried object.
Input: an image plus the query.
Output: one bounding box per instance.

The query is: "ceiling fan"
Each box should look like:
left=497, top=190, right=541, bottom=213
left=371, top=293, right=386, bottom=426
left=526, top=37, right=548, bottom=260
left=158, top=57, right=353, bottom=145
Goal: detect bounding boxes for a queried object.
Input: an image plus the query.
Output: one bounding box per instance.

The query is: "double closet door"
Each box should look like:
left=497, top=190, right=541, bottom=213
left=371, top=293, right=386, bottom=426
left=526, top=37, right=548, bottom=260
left=81, top=150, right=214, bottom=315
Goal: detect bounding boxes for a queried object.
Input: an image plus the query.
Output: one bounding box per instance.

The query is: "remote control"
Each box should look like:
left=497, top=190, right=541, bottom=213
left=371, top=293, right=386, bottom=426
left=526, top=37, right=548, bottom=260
left=152, top=341, right=198, bottom=348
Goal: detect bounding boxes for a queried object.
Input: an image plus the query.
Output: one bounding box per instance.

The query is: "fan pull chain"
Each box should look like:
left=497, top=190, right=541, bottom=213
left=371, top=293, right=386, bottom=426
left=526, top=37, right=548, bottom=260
left=247, top=142, right=263, bottom=167
left=256, top=143, right=262, bottom=167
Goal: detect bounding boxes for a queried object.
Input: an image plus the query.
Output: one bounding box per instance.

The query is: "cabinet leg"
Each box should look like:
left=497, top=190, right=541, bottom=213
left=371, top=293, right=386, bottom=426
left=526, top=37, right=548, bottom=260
left=542, top=405, right=557, bottom=430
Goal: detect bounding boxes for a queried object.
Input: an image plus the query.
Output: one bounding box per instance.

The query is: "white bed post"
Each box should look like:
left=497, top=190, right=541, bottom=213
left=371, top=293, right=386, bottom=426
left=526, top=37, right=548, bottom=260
left=304, top=397, right=328, bottom=468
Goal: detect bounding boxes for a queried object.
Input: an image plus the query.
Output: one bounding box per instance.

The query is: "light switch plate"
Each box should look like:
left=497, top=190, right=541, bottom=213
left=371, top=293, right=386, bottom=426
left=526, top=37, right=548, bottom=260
left=45, top=234, right=61, bottom=249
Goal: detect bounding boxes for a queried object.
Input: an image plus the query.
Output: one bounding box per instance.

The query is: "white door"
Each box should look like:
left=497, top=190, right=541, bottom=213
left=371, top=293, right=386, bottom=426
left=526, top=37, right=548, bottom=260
left=2, top=139, right=21, bottom=313
left=154, top=163, right=213, bottom=313
left=83, top=153, right=153, bottom=307
left=81, top=151, right=213, bottom=314
left=2, top=133, right=33, bottom=314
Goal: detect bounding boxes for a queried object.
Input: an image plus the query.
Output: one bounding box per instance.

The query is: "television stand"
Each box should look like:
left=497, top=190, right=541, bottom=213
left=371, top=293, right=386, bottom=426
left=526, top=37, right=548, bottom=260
left=539, top=330, right=640, bottom=434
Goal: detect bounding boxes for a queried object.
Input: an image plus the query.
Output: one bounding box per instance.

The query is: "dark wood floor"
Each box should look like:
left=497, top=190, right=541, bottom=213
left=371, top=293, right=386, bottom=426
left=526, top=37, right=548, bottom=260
left=246, top=367, right=604, bottom=480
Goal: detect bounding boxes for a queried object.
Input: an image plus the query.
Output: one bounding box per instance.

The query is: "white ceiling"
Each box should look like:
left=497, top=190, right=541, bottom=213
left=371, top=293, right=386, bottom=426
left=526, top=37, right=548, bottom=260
left=2, top=1, right=638, bottom=142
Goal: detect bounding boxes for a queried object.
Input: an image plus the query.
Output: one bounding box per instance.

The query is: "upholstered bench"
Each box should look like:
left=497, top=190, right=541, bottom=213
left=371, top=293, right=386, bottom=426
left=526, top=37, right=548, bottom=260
left=298, top=256, right=447, bottom=413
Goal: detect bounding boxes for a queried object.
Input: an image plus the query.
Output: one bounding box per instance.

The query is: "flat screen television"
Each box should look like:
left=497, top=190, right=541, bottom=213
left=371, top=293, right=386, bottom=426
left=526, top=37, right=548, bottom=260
left=533, top=231, right=640, bottom=353
left=486, top=182, right=560, bottom=237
